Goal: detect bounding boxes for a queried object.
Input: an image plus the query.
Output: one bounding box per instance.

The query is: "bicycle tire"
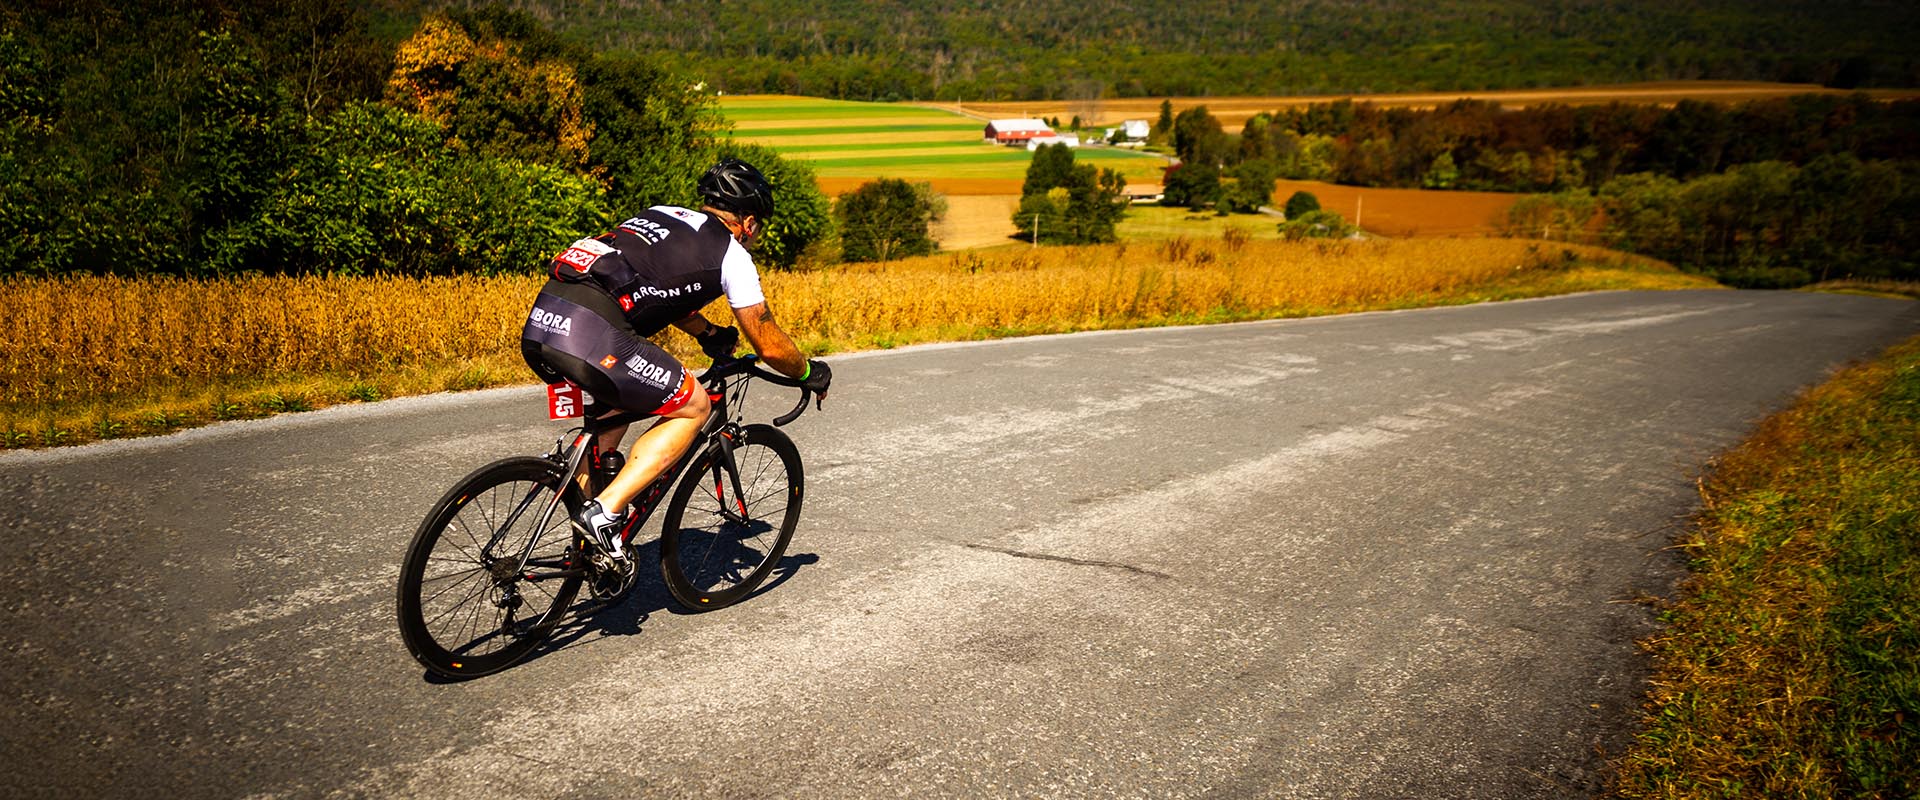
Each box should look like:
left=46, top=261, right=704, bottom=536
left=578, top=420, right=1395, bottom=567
left=660, top=424, right=803, bottom=611
left=397, top=456, right=585, bottom=679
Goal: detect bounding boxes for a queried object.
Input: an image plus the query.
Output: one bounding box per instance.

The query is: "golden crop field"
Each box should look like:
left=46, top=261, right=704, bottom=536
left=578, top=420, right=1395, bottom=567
left=939, top=81, right=1920, bottom=128
left=2, top=239, right=1710, bottom=447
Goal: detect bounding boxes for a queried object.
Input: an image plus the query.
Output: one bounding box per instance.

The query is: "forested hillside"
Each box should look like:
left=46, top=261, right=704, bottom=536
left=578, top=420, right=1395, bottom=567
left=0, top=0, right=829, bottom=277
left=402, top=0, right=1920, bottom=100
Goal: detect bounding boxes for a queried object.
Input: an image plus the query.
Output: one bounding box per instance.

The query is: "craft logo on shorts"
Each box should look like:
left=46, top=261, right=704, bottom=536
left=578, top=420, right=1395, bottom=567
left=617, top=294, right=634, bottom=312
left=527, top=307, right=572, bottom=336
left=624, top=354, right=673, bottom=388
left=600, top=355, right=618, bottom=369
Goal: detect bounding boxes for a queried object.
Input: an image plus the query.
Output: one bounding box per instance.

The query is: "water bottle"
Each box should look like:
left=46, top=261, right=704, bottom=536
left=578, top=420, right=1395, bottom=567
left=595, top=451, right=625, bottom=488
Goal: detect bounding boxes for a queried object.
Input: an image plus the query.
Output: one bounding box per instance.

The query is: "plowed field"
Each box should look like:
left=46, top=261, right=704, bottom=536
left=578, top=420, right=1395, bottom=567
left=1270, top=181, right=1520, bottom=237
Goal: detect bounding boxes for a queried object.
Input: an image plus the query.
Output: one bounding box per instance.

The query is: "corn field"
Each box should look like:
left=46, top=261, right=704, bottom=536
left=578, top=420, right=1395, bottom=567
left=3, top=238, right=1681, bottom=444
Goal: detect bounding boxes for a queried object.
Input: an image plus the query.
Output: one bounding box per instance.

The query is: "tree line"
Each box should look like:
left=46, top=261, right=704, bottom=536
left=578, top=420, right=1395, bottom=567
left=434, top=0, right=1917, bottom=100
left=1154, top=95, right=1919, bottom=285
left=1506, top=156, right=1917, bottom=288
left=0, top=1, right=832, bottom=277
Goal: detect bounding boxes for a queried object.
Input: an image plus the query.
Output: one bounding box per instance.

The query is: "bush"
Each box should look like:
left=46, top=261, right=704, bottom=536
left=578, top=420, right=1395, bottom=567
left=1283, top=191, right=1321, bottom=220
left=256, top=102, right=610, bottom=274
left=709, top=141, right=833, bottom=269
left=1278, top=209, right=1356, bottom=240
left=1162, top=162, right=1221, bottom=209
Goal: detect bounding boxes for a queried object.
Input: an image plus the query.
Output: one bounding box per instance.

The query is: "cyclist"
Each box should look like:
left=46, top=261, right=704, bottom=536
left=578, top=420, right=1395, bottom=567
left=520, top=158, right=832, bottom=563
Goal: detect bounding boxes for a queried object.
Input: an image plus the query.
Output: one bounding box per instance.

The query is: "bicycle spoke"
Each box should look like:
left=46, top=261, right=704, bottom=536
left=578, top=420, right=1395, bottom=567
left=400, top=458, right=588, bottom=678
left=419, top=566, right=489, bottom=608
left=443, top=515, right=487, bottom=562
left=425, top=578, right=494, bottom=635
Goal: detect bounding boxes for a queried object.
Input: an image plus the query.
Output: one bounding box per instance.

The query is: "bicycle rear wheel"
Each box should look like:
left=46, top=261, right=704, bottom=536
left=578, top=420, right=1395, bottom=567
left=397, top=456, right=584, bottom=679
left=660, top=424, right=803, bottom=611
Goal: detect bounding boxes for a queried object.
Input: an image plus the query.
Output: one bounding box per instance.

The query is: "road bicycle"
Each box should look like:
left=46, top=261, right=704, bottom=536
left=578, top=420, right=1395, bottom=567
left=396, top=355, right=815, bottom=680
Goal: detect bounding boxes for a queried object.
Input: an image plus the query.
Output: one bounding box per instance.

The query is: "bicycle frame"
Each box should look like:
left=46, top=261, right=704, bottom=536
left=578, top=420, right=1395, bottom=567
left=508, top=355, right=810, bottom=579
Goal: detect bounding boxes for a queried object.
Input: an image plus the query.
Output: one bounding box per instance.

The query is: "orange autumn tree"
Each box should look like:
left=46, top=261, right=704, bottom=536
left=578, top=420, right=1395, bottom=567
left=385, top=13, right=593, bottom=171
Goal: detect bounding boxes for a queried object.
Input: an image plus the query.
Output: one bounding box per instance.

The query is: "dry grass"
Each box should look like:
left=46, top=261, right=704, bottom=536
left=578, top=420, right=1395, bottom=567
left=760, top=237, right=1704, bottom=349
left=2, top=238, right=1706, bottom=447
left=1614, top=335, right=1920, bottom=799
left=1, top=274, right=556, bottom=445
left=1802, top=279, right=1920, bottom=301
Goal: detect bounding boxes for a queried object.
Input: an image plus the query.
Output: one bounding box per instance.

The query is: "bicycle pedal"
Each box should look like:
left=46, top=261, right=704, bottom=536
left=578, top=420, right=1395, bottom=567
left=588, top=552, right=638, bottom=599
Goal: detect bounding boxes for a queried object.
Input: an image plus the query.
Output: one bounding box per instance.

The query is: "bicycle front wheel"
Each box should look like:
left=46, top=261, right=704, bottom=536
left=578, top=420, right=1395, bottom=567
left=397, top=456, right=584, bottom=679
left=660, top=424, right=803, bottom=611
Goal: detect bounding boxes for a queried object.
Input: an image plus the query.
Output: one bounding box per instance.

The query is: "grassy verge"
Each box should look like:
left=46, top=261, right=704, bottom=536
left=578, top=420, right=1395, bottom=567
left=1801, top=279, right=1920, bottom=301
left=3, top=239, right=1712, bottom=448
left=1614, top=336, right=1920, bottom=798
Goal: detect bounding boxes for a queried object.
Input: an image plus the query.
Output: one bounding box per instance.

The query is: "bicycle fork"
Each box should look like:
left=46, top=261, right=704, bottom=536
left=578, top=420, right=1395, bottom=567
left=710, top=427, right=751, bottom=525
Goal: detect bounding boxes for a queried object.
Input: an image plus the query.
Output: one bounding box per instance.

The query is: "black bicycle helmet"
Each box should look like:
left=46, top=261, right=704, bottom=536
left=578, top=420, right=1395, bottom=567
left=697, top=158, right=775, bottom=220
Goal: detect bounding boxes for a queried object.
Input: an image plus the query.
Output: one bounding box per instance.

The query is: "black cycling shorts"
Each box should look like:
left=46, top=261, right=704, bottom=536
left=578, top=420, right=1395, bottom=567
left=521, top=290, right=693, bottom=416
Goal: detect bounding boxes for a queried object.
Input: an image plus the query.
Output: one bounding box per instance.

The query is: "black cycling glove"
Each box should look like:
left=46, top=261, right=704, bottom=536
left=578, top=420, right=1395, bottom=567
left=695, top=324, right=739, bottom=361
left=802, top=359, right=833, bottom=395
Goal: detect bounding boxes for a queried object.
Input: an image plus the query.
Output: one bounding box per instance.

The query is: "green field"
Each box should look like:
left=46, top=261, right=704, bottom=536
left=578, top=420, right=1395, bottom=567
left=1116, top=205, right=1289, bottom=242
left=720, top=96, right=1167, bottom=183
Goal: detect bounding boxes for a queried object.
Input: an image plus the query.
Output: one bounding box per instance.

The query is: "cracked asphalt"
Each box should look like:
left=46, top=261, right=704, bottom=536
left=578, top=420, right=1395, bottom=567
left=3, top=290, right=1916, bottom=799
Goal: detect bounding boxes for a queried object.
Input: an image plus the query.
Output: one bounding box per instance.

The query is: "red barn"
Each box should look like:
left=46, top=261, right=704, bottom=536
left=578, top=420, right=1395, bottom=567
left=984, top=118, right=1053, bottom=145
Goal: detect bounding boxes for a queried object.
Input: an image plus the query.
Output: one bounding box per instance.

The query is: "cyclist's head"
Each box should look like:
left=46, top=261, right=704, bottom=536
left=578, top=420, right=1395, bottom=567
left=698, top=158, right=775, bottom=222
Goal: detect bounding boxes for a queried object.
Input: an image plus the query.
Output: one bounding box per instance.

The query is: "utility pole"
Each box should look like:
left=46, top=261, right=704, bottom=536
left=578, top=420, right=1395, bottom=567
left=1356, top=196, right=1364, bottom=229
left=1033, top=213, right=1040, bottom=248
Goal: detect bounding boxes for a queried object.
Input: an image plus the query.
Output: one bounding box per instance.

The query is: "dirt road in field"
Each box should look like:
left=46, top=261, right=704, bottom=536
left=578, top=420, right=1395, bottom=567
left=4, top=291, right=1917, bottom=798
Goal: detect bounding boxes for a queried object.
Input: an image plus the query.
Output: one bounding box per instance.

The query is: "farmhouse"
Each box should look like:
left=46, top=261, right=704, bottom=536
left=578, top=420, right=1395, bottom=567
left=1123, top=183, right=1164, bottom=204
left=984, top=118, right=1053, bottom=146
left=1025, top=133, right=1080, bottom=150
left=1103, top=119, right=1151, bottom=147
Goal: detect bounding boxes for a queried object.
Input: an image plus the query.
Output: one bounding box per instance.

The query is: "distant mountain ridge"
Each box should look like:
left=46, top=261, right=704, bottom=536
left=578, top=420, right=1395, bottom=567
left=393, top=0, right=1920, bottom=100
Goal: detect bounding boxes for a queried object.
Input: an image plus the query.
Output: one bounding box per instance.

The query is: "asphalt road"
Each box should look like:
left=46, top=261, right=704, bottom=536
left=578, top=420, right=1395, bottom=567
left=3, top=290, right=1916, bottom=799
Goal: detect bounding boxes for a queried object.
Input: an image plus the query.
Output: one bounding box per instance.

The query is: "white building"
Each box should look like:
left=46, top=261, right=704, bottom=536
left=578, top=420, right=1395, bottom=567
left=1103, top=119, right=1151, bottom=147
left=1025, top=134, right=1081, bottom=150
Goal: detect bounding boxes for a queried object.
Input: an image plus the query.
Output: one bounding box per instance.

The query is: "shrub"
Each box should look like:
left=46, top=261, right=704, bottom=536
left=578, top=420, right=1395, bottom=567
left=1279, top=209, right=1356, bottom=240
left=1283, top=191, right=1322, bottom=220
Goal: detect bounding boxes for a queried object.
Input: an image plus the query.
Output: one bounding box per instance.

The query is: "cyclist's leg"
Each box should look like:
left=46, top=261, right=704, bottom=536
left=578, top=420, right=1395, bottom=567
left=524, top=290, right=713, bottom=514
left=524, top=338, right=629, bottom=494
left=596, top=378, right=709, bottom=511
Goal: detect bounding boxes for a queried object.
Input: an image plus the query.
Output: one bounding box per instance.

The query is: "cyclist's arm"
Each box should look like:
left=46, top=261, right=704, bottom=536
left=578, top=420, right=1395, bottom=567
left=670, top=312, right=716, bottom=336
left=731, top=302, right=807, bottom=379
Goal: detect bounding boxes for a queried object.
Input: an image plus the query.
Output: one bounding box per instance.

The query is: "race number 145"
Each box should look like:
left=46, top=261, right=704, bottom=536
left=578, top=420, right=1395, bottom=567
left=547, top=381, right=584, bottom=419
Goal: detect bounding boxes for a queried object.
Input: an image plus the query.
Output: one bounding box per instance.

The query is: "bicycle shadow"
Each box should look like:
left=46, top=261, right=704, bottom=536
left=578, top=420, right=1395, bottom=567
left=419, top=533, right=818, bottom=684
left=529, top=538, right=818, bottom=659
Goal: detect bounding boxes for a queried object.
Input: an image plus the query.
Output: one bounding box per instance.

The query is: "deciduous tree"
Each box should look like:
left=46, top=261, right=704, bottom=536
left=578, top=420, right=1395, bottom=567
left=836, top=178, right=940, bottom=262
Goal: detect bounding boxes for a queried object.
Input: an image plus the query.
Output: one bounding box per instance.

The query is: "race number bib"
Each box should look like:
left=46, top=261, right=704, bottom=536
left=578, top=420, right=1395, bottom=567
left=546, top=381, right=585, bottom=419
left=554, top=237, right=617, bottom=273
